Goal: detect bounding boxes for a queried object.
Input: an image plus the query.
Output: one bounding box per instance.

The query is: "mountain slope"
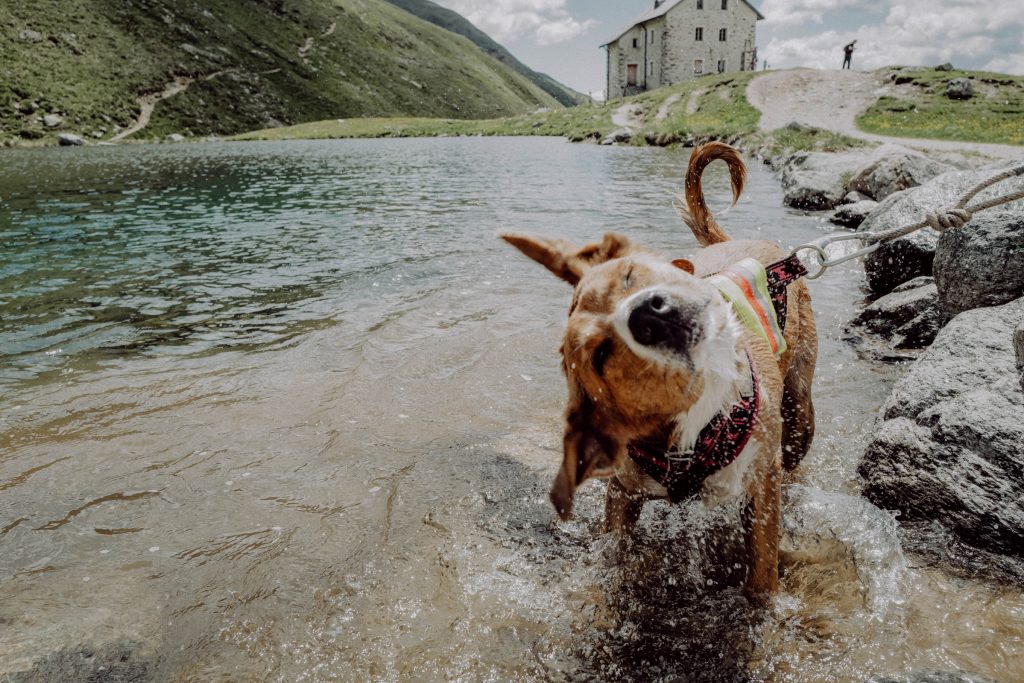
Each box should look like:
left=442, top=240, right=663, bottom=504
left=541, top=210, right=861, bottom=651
left=384, top=0, right=587, bottom=106
left=0, top=0, right=560, bottom=143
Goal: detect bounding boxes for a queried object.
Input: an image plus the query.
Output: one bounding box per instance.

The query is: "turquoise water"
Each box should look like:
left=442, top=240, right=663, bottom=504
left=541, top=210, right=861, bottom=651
left=2, top=138, right=1020, bottom=681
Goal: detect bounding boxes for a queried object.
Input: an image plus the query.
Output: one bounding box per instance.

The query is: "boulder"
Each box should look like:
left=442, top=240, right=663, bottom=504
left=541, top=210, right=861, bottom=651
left=42, top=113, right=63, bottom=128
left=850, top=277, right=941, bottom=348
left=946, top=77, right=974, bottom=100
left=828, top=199, right=877, bottom=228
left=780, top=150, right=872, bottom=210
left=20, top=29, right=43, bottom=41
left=860, top=162, right=1024, bottom=295
left=934, top=63, right=955, bottom=72
left=57, top=133, right=85, bottom=146
left=842, top=190, right=873, bottom=204
left=859, top=297, right=1024, bottom=558
left=933, top=209, right=1024, bottom=317
left=601, top=127, right=632, bottom=145
left=165, top=133, right=185, bottom=143
left=847, top=144, right=953, bottom=201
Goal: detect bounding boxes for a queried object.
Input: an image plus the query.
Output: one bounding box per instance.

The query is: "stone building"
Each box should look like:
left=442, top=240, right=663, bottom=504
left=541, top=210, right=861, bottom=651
left=603, top=0, right=764, bottom=99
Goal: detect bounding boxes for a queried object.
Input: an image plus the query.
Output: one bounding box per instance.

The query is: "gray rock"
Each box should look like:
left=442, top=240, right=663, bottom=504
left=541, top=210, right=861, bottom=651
left=933, top=209, right=1024, bottom=317
left=1015, top=322, right=1024, bottom=391
left=165, top=133, right=185, bottom=143
left=859, top=297, right=1024, bottom=558
left=934, top=63, right=955, bottom=72
left=828, top=199, right=878, bottom=228
left=851, top=277, right=941, bottom=348
left=861, top=162, right=1024, bottom=294
left=2, top=639, right=152, bottom=683
left=947, top=77, right=974, bottom=100
left=601, top=127, right=632, bottom=145
left=842, top=190, right=873, bottom=204
left=42, top=113, right=62, bottom=128
left=20, top=29, right=42, bottom=41
left=57, top=133, right=84, bottom=146
left=848, top=144, right=953, bottom=201
left=780, top=150, right=872, bottom=210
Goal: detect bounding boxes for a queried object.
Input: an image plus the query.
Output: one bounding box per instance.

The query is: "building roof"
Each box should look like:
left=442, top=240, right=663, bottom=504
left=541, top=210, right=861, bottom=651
left=601, top=0, right=765, bottom=47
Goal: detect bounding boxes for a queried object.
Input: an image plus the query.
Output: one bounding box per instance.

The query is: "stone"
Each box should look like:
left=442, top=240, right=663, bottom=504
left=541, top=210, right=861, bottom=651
left=57, top=133, right=85, bottom=146
left=860, top=161, right=1024, bottom=295
left=842, top=190, right=873, bottom=204
left=828, top=199, right=877, bottom=228
left=847, top=144, right=953, bottom=201
left=42, top=114, right=63, bottom=128
left=947, top=78, right=974, bottom=100
left=934, top=63, right=955, bottom=72
left=165, top=133, right=185, bottom=143
left=1015, top=322, right=1024, bottom=391
left=780, top=150, right=872, bottom=210
left=870, top=671, right=997, bottom=683
left=850, top=277, right=941, bottom=348
left=20, top=29, right=42, bottom=41
left=859, top=297, right=1024, bottom=558
left=600, top=127, right=632, bottom=145
left=933, top=209, right=1024, bottom=317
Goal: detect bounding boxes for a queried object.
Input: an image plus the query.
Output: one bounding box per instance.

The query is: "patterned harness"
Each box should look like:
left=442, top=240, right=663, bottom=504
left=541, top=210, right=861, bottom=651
left=626, top=253, right=807, bottom=502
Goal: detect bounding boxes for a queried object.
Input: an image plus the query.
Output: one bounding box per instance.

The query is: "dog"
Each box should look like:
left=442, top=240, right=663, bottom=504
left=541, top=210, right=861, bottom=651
left=501, top=142, right=817, bottom=599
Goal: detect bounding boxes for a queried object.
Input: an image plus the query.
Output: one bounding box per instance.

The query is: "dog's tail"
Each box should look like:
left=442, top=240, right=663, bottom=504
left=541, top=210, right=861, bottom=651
left=677, top=142, right=746, bottom=246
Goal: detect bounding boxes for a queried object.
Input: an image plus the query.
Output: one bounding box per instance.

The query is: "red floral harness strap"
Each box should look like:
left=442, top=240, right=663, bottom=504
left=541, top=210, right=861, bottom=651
left=624, top=253, right=806, bottom=502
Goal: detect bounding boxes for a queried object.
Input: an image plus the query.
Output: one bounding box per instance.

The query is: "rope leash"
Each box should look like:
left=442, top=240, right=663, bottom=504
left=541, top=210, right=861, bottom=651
left=791, top=162, right=1024, bottom=279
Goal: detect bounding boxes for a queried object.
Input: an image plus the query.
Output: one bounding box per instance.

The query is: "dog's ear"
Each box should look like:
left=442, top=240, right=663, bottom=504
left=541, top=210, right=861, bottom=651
left=672, top=258, right=696, bottom=274
left=501, top=232, right=632, bottom=286
left=550, top=388, right=621, bottom=520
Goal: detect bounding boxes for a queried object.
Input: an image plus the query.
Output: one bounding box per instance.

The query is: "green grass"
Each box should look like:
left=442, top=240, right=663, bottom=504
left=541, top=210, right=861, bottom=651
left=0, top=0, right=561, bottom=145
left=858, top=67, right=1024, bottom=145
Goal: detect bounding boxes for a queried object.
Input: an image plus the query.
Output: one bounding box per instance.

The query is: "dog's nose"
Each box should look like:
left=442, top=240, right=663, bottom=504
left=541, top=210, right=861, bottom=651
left=628, top=293, right=698, bottom=351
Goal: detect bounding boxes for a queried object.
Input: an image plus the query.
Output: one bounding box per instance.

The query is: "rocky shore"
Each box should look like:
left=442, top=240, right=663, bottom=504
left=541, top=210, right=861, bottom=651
left=745, top=132, right=1024, bottom=573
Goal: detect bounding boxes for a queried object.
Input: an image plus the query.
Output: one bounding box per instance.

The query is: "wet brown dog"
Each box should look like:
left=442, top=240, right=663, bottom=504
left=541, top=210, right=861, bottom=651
left=502, top=142, right=817, bottom=599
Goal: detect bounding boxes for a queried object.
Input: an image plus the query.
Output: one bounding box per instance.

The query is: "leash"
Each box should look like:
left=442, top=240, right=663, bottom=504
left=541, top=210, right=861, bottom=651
left=790, top=163, right=1024, bottom=280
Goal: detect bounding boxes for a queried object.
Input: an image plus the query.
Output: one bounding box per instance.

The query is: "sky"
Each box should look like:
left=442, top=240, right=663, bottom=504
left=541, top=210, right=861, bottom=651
left=429, top=0, right=1024, bottom=98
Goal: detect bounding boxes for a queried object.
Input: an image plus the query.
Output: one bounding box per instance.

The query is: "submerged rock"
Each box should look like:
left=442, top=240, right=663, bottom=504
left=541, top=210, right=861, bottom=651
left=847, top=144, right=953, bottom=201
left=933, top=209, right=1024, bottom=318
left=870, top=671, right=998, bottom=683
left=860, top=162, right=1024, bottom=295
left=860, top=297, right=1024, bottom=558
left=780, top=150, right=872, bottom=210
left=600, top=127, right=632, bottom=145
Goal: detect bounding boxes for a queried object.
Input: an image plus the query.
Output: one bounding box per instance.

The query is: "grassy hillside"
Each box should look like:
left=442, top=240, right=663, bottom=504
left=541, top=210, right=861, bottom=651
left=383, top=0, right=587, bottom=106
left=0, top=0, right=560, bottom=144
left=858, top=67, right=1024, bottom=145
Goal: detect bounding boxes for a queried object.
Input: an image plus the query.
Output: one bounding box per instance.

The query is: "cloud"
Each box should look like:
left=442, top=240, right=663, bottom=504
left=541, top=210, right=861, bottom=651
left=760, top=0, right=1024, bottom=74
left=433, top=0, right=595, bottom=45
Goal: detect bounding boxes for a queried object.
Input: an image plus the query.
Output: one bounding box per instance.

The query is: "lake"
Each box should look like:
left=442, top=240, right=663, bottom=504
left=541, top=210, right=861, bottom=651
left=1, top=138, right=1021, bottom=681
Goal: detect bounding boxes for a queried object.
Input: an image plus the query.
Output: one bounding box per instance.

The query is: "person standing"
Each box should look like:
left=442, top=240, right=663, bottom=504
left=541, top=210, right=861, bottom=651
left=842, top=40, right=857, bottom=69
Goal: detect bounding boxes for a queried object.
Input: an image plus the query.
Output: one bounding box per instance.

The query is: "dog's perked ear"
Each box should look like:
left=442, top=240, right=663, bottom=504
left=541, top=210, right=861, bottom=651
left=550, top=389, right=621, bottom=520
left=500, top=232, right=632, bottom=286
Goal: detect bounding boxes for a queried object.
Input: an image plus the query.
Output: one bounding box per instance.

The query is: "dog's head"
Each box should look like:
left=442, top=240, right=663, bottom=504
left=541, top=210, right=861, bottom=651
left=502, top=231, right=741, bottom=519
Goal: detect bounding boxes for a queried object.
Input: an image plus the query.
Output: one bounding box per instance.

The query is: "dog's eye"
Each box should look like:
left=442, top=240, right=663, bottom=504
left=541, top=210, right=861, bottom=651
left=622, top=266, right=634, bottom=289
left=592, top=339, right=613, bottom=376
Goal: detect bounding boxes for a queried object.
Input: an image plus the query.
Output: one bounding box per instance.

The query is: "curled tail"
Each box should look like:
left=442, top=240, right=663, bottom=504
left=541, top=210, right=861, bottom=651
left=677, top=141, right=747, bottom=246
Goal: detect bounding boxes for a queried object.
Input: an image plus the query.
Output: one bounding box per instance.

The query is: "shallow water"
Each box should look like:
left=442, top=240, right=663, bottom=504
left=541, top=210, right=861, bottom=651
left=1, top=138, right=1021, bottom=682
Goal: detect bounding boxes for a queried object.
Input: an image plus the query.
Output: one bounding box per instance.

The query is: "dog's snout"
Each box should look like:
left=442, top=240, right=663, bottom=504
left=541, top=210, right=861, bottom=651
left=627, top=293, right=700, bottom=353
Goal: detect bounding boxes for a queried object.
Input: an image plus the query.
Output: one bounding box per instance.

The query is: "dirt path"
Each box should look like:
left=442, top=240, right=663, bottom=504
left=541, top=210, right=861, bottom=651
left=110, top=76, right=193, bottom=142
left=746, top=68, right=1023, bottom=160
left=611, top=102, right=644, bottom=130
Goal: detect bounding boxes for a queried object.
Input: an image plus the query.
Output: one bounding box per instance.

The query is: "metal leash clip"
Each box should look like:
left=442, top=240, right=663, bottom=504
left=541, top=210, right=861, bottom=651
left=790, top=233, right=880, bottom=280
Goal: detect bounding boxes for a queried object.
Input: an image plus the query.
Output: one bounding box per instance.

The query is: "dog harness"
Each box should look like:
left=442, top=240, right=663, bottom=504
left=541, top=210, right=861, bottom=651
left=626, top=253, right=807, bottom=502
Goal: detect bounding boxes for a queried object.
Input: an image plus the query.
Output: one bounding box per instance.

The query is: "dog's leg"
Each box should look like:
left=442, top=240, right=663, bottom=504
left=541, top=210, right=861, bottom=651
left=604, top=476, right=645, bottom=535
left=781, top=289, right=818, bottom=470
left=742, top=458, right=781, bottom=602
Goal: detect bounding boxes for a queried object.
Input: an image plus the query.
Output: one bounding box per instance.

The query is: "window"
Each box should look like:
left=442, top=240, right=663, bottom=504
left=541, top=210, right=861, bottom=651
left=722, top=0, right=728, bottom=8
left=650, top=29, right=655, bottom=43
left=697, top=0, right=704, bottom=8
left=719, top=28, right=727, bottom=41
left=695, top=27, right=703, bottom=41
left=718, top=59, right=726, bottom=73
left=694, top=59, right=704, bottom=74
left=632, top=37, right=638, bottom=48
left=650, top=61, right=654, bottom=75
